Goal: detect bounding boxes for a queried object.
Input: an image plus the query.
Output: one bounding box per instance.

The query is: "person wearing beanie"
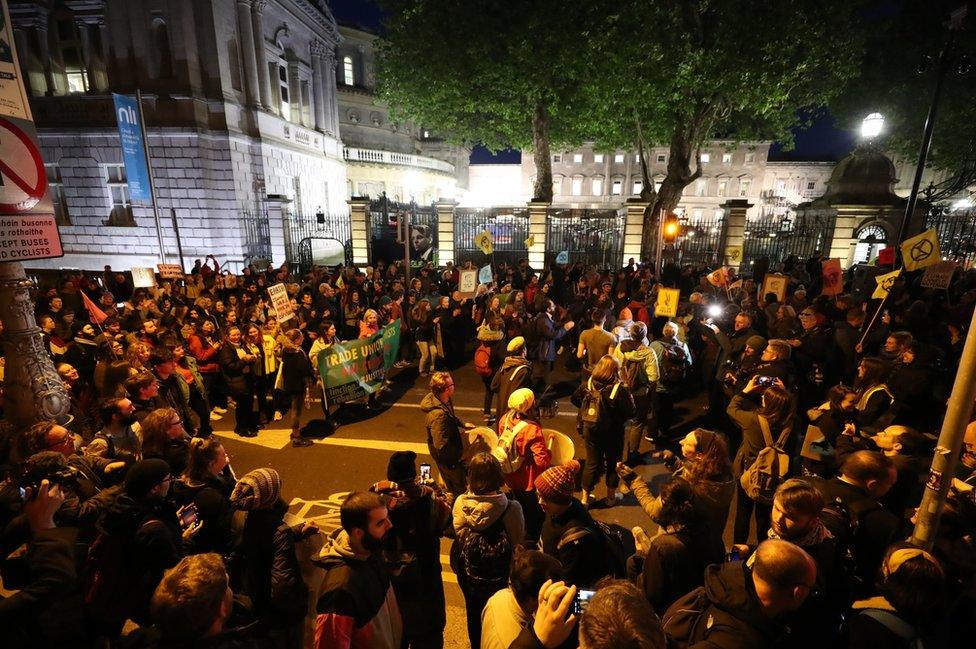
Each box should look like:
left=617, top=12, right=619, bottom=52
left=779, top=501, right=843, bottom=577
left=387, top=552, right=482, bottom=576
left=369, top=450, right=452, bottom=648
left=612, top=319, right=660, bottom=464
left=536, top=460, right=615, bottom=588
left=230, top=467, right=310, bottom=643
left=495, top=387, right=551, bottom=544
left=720, top=333, right=771, bottom=400
left=611, top=307, right=636, bottom=344
left=490, top=335, right=533, bottom=423
left=476, top=312, right=507, bottom=426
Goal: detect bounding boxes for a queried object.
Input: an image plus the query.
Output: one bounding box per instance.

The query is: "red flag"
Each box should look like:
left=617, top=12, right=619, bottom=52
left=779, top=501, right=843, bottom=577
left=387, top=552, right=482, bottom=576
left=82, top=291, right=108, bottom=325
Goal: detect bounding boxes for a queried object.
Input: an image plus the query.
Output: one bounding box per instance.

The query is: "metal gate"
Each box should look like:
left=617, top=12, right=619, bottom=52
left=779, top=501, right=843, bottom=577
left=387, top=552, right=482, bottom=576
left=544, top=208, right=625, bottom=268
left=240, top=207, right=272, bottom=264
left=296, top=237, right=353, bottom=273
left=674, top=211, right=724, bottom=267
left=454, top=207, right=529, bottom=268
left=369, top=195, right=438, bottom=267
left=926, top=204, right=976, bottom=268
left=741, top=209, right=835, bottom=271
left=284, top=210, right=352, bottom=267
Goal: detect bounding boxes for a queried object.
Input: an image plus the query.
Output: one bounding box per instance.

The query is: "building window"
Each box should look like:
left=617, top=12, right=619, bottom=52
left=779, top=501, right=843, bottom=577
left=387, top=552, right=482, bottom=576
left=632, top=179, right=643, bottom=195
left=104, top=164, right=134, bottom=226
left=611, top=179, right=622, bottom=195
left=614, top=153, right=624, bottom=163
left=56, top=18, right=88, bottom=93
left=739, top=178, right=752, bottom=197
left=46, top=164, right=70, bottom=226
left=695, top=179, right=707, bottom=197
left=591, top=178, right=603, bottom=195
left=300, top=80, right=311, bottom=125
left=722, top=152, right=732, bottom=164
left=573, top=153, right=583, bottom=163
left=693, top=208, right=703, bottom=219
left=807, top=181, right=816, bottom=190
left=552, top=177, right=562, bottom=195
left=745, top=152, right=755, bottom=164
left=654, top=180, right=663, bottom=192
left=656, top=153, right=666, bottom=163
left=700, top=152, right=710, bottom=164
left=552, top=154, right=562, bottom=163
left=278, top=64, right=290, bottom=120
left=717, top=179, right=728, bottom=197
left=571, top=177, right=583, bottom=196
left=634, top=154, right=640, bottom=163
left=775, top=179, right=787, bottom=196
left=152, top=19, right=173, bottom=79
left=594, top=153, right=604, bottom=163
left=342, top=55, right=354, bottom=85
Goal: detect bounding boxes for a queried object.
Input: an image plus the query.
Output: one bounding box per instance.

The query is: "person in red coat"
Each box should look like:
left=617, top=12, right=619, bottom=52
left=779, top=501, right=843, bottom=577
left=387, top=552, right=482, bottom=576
left=495, top=387, right=551, bottom=543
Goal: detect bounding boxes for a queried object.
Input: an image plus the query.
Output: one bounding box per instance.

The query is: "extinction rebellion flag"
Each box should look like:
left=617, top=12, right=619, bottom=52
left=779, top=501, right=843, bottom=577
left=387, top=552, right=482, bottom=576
left=317, top=319, right=401, bottom=406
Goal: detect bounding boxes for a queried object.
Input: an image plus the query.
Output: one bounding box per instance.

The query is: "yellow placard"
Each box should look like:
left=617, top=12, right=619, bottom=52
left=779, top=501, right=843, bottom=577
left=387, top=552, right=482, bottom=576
left=475, top=230, right=494, bottom=255
left=872, top=268, right=902, bottom=299
left=726, top=246, right=743, bottom=265
left=655, top=288, right=680, bottom=318
left=900, top=229, right=941, bottom=271
left=525, top=235, right=535, bottom=249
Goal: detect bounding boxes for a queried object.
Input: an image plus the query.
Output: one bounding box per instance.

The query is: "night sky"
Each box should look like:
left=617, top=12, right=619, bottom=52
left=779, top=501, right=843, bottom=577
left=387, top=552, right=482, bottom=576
left=329, top=0, right=857, bottom=164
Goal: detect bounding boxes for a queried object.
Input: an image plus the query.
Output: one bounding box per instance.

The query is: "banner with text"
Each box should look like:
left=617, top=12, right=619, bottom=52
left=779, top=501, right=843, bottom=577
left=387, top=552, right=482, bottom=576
left=317, top=319, right=401, bottom=405
left=112, top=93, right=153, bottom=203
left=267, top=283, right=294, bottom=322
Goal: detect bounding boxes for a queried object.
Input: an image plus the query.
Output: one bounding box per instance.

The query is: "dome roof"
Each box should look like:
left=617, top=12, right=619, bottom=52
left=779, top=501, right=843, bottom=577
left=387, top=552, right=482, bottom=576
left=815, top=148, right=904, bottom=206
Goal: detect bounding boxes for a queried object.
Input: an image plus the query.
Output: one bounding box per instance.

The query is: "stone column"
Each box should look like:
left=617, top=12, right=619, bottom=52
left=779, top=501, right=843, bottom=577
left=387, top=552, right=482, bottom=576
left=0, top=263, right=71, bottom=429
left=251, top=0, right=272, bottom=110
left=527, top=201, right=549, bottom=269
left=287, top=60, right=300, bottom=124
left=35, top=23, right=57, bottom=96
left=721, top=198, right=752, bottom=265
left=624, top=199, right=650, bottom=264
left=13, top=29, right=33, bottom=96
left=235, top=0, right=260, bottom=106
left=435, top=199, right=458, bottom=266
left=310, top=41, right=327, bottom=132
left=76, top=22, right=96, bottom=92
left=97, top=20, right=113, bottom=90
left=265, top=195, right=292, bottom=266
left=348, top=197, right=371, bottom=265
left=321, top=49, right=339, bottom=136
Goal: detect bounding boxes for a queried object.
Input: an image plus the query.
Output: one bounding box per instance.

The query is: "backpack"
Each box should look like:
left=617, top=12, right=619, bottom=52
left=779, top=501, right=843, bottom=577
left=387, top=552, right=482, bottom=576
left=619, top=355, right=650, bottom=393
left=557, top=520, right=631, bottom=579
left=450, top=503, right=513, bottom=597
left=818, top=492, right=882, bottom=594
left=658, top=341, right=689, bottom=387
left=474, top=342, right=493, bottom=377
left=858, top=609, right=922, bottom=649
left=739, top=416, right=791, bottom=505
left=662, top=586, right=735, bottom=648
left=492, top=415, right=530, bottom=473
left=576, top=381, right=620, bottom=430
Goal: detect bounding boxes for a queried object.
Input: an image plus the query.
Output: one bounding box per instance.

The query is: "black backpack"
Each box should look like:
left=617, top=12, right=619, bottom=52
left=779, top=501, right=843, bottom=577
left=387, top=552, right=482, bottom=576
left=658, top=341, right=689, bottom=387
left=619, top=356, right=650, bottom=393
left=663, top=586, right=738, bottom=648
left=818, top=493, right=881, bottom=594
left=557, top=520, right=632, bottom=579
left=450, top=503, right=513, bottom=596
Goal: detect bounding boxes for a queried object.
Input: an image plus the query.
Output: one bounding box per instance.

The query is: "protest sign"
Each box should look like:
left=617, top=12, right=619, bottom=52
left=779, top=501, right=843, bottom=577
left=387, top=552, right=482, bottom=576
left=474, top=230, right=494, bottom=255
left=877, top=247, right=895, bottom=266
left=900, top=229, right=941, bottom=271
left=706, top=267, right=728, bottom=287
left=555, top=251, right=569, bottom=265
left=267, top=283, right=294, bottom=321
left=131, top=267, right=156, bottom=288
left=872, top=268, right=902, bottom=299
left=157, top=263, right=185, bottom=279
left=317, top=320, right=401, bottom=405
left=725, top=246, right=744, bottom=266
left=479, top=264, right=493, bottom=285
left=920, top=261, right=956, bottom=290
left=761, top=273, right=788, bottom=303
left=655, top=288, right=680, bottom=318
left=459, top=269, right=478, bottom=298
left=524, top=235, right=535, bottom=248
left=821, top=258, right=843, bottom=296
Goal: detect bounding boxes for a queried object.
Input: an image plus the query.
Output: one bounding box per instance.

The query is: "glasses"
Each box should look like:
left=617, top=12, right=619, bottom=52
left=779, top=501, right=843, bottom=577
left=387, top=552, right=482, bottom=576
left=168, top=419, right=184, bottom=428
left=46, top=434, right=72, bottom=448
left=799, top=312, right=815, bottom=317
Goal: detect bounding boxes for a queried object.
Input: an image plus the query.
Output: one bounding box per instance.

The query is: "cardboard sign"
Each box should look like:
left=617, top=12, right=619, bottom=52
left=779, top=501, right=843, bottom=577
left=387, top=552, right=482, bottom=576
left=474, top=230, right=494, bottom=255
left=267, top=283, right=294, bottom=322
left=761, top=273, right=788, bottom=303
left=654, top=288, right=680, bottom=318
left=877, top=247, right=895, bottom=266
left=725, top=246, right=744, bottom=266
left=131, top=267, right=156, bottom=288
left=920, top=261, right=957, bottom=290
left=458, top=269, right=478, bottom=298
left=157, top=263, right=185, bottom=279
left=479, top=264, right=493, bottom=285
left=900, top=229, right=941, bottom=272
left=821, top=258, right=843, bottom=296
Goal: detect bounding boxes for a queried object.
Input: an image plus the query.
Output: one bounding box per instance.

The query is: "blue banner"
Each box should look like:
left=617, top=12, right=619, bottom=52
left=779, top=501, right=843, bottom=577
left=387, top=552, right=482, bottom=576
left=112, top=93, right=153, bottom=203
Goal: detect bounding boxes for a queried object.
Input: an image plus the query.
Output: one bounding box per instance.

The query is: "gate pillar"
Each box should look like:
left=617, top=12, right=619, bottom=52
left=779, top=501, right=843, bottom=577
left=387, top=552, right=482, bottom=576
left=435, top=199, right=458, bottom=265
left=527, top=201, right=549, bottom=269
left=348, top=197, right=370, bottom=265
left=266, top=194, right=292, bottom=267
left=721, top=199, right=752, bottom=266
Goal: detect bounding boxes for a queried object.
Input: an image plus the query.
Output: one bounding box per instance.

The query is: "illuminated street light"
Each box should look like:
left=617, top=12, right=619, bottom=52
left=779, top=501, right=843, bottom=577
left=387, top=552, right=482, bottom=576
left=861, top=112, right=885, bottom=139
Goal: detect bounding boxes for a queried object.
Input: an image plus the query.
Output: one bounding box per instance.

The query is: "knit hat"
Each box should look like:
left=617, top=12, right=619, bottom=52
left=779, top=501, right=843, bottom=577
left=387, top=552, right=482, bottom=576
left=535, top=460, right=580, bottom=505
left=508, top=388, right=535, bottom=414
left=379, top=295, right=393, bottom=307
left=230, top=468, right=282, bottom=510
left=124, top=458, right=171, bottom=498
left=746, top=335, right=767, bottom=351
left=507, top=336, right=526, bottom=353
left=387, top=450, right=417, bottom=482
left=619, top=307, right=632, bottom=320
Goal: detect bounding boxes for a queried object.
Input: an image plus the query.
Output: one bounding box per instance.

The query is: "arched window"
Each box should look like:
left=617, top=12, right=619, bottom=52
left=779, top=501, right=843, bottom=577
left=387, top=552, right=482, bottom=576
left=342, top=55, right=354, bottom=85
left=854, top=224, right=889, bottom=264
left=152, top=19, right=173, bottom=79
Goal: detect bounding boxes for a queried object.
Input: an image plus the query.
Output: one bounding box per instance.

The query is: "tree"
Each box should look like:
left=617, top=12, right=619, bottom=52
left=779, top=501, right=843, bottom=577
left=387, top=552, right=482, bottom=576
left=580, top=0, right=866, bottom=256
left=376, top=0, right=601, bottom=202
left=832, top=0, right=976, bottom=185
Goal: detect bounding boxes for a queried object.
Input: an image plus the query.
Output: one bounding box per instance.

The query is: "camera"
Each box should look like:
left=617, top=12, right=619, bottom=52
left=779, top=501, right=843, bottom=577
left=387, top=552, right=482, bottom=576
left=573, top=589, right=596, bottom=614
left=419, top=463, right=432, bottom=485
left=15, top=455, right=80, bottom=501
left=755, top=376, right=775, bottom=387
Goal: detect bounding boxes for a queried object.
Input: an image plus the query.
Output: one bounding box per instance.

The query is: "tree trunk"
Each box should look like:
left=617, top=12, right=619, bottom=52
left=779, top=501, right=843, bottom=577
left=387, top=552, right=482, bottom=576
left=531, top=102, right=553, bottom=202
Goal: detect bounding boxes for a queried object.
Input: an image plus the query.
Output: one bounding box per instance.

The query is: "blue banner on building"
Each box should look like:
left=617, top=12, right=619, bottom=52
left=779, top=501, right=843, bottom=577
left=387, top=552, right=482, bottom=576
left=112, top=93, right=153, bottom=203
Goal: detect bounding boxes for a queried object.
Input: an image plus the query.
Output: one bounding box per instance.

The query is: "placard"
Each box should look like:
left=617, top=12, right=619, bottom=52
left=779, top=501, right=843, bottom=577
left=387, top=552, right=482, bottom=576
left=900, top=229, right=941, bottom=272
left=725, top=245, right=744, bottom=266
left=821, top=258, right=843, bottom=296
left=877, top=247, right=895, bottom=266
left=872, top=268, right=902, bottom=299
left=474, top=230, right=494, bottom=255
left=267, top=282, right=294, bottom=322
left=157, top=263, right=185, bottom=279
left=317, top=320, right=401, bottom=405
left=654, top=288, right=680, bottom=318
left=131, top=267, right=156, bottom=288
left=478, top=264, right=493, bottom=285
left=920, top=261, right=956, bottom=290
left=0, top=0, right=31, bottom=121
left=458, top=269, right=478, bottom=298
left=761, top=273, right=788, bottom=303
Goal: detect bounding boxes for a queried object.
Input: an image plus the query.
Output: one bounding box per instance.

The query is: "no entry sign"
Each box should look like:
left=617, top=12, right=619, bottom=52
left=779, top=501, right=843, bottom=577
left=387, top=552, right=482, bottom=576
left=0, top=116, right=49, bottom=212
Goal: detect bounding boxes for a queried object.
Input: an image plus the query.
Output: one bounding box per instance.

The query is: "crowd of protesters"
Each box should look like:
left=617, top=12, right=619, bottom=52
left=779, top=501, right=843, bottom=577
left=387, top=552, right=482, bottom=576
left=1, top=249, right=975, bottom=649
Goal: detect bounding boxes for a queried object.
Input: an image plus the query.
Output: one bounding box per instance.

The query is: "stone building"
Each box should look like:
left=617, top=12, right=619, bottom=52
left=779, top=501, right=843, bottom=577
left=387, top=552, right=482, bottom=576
left=10, top=0, right=346, bottom=271
left=336, top=23, right=467, bottom=205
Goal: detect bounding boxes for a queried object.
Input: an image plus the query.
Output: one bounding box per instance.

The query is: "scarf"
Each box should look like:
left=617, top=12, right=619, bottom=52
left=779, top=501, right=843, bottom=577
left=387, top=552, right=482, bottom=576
left=768, top=518, right=833, bottom=547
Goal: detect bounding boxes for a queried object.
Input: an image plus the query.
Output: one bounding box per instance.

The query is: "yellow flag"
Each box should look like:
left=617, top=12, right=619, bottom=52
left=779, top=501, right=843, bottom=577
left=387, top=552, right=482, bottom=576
left=900, top=229, right=941, bottom=271
left=525, top=235, right=535, bottom=249
left=475, top=230, right=494, bottom=255
left=655, top=288, right=680, bottom=317
left=872, top=268, right=902, bottom=299
left=336, top=274, right=345, bottom=290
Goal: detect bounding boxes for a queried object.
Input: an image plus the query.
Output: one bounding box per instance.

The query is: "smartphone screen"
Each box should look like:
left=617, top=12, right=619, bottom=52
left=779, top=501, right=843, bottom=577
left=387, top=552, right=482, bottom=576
left=180, top=504, right=199, bottom=527
left=573, top=589, right=596, bottom=614
left=419, top=463, right=431, bottom=484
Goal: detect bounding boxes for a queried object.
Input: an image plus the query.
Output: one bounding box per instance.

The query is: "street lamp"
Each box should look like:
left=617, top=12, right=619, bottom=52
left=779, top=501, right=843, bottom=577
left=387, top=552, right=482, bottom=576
left=861, top=112, right=885, bottom=139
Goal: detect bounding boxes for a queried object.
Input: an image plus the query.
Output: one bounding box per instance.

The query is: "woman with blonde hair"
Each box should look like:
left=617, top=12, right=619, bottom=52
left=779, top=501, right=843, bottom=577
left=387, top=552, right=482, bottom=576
left=125, top=341, right=151, bottom=373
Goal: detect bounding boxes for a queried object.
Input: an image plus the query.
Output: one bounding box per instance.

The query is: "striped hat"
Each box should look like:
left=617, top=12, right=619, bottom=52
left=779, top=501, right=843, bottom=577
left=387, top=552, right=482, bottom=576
left=230, top=468, right=282, bottom=510
left=535, top=460, right=580, bottom=505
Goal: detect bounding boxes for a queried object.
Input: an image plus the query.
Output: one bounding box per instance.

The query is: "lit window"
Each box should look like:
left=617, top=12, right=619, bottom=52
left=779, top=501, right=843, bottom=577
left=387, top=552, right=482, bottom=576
left=278, top=64, right=290, bottom=120
left=57, top=18, right=88, bottom=94
left=656, top=154, right=666, bottom=163
left=105, top=164, right=133, bottom=226
left=632, top=179, right=643, bottom=195
left=654, top=180, right=663, bottom=192
left=745, top=152, right=755, bottom=164
left=700, top=153, right=710, bottom=164
left=695, top=179, right=707, bottom=197
left=717, top=180, right=728, bottom=197
left=552, top=177, right=562, bottom=194
left=592, top=178, right=603, bottom=195
left=776, top=179, right=787, bottom=196
left=573, top=153, right=583, bottom=163
left=46, top=164, right=70, bottom=226
left=634, top=154, right=640, bottom=163
left=594, top=154, right=604, bottom=163
left=571, top=178, right=583, bottom=196
left=722, top=152, right=732, bottom=164
left=300, top=80, right=311, bottom=125
left=693, top=208, right=703, bottom=219
left=614, top=154, right=624, bottom=163
left=611, top=180, right=623, bottom=195
left=343, top=56, right=354, bottom=85
left=739, top=179, right=752, bottom=197
left=552, top=154, right=562, bottom=163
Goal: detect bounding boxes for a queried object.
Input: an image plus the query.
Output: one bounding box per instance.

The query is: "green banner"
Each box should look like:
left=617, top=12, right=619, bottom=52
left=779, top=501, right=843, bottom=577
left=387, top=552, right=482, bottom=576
left=317, top=319, right=401, bottom=405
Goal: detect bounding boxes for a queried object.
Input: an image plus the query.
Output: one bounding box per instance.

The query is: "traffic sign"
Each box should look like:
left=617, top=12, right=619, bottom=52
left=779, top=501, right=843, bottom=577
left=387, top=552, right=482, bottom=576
left=0, top=214, right=63, bottom=260
left=0, top=115, right=52, bottom=213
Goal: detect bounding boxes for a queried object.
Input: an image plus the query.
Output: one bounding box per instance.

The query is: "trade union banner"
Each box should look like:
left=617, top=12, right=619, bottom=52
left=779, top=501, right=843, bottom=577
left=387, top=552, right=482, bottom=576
left=317, top=319, right=401, bottom=405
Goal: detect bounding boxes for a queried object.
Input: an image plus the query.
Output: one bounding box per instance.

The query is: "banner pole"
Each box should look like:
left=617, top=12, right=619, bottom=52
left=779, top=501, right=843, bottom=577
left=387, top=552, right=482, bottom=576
left=136, top=88, right=166, bottom=264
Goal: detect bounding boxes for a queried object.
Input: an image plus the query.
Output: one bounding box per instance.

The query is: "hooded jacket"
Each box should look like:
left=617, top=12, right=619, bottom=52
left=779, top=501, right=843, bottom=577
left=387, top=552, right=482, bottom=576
left=490, top=356, right=532, bottom=422
left=452, top=492, right=526, bottom=546
left=614, top=339, right=660, bottom=388
left=421, top=392, right=464, bottom=470
left=314, top=528, right=403, bottom=649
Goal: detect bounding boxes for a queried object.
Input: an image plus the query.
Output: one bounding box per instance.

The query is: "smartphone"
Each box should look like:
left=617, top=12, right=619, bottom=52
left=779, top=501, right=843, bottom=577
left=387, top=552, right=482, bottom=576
left=573, top=589, right=596, bottom=614
left=756, top=376, right=775, bottom=387
left=180, top=503, right=199, bottom=527
left=727, top=548, right=742, bottom=562
left=419, top=463, right=432, bottom=484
